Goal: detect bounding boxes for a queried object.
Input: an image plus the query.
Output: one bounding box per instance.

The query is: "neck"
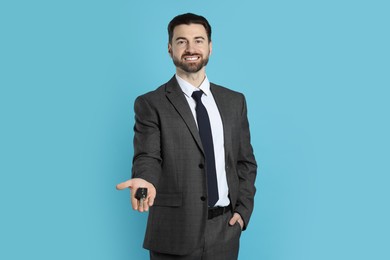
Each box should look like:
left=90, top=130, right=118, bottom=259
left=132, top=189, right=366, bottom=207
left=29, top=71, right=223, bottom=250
left=176, top=68, right=206, bottom=88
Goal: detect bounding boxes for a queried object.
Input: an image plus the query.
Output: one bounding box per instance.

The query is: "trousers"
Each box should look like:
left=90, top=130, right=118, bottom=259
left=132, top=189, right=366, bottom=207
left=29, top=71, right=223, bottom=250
left=150, top=211, right=242, bottom=260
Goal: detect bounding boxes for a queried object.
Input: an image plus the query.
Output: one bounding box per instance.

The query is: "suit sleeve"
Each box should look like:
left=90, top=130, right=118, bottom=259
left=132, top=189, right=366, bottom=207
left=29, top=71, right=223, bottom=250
left=131, top=95, right=162, bottom=188
left=234, top=94, right=257, bottom=230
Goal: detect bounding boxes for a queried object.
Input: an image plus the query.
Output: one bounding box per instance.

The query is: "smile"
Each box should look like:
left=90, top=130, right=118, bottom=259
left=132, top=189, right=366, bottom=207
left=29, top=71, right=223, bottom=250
left=184, top=56, right=200, bottom=61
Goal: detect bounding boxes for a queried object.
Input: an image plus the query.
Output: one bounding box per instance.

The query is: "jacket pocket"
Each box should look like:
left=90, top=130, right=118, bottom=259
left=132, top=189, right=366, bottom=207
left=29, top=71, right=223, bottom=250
left=153, top=192, right=182, bottom=207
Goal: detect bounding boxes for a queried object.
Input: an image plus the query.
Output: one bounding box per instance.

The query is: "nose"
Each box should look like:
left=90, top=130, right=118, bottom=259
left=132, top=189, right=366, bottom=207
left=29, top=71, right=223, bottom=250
left=185, top=41, right=195, bottom=53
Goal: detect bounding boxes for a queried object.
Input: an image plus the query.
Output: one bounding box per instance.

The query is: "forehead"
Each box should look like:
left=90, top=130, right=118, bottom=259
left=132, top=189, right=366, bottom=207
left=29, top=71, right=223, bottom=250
left=172, top=24, right=208, bottom=40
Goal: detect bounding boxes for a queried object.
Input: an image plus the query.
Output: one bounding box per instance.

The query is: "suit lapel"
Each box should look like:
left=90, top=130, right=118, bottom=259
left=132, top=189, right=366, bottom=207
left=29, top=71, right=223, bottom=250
left=165, top=76, right=204, bottom=154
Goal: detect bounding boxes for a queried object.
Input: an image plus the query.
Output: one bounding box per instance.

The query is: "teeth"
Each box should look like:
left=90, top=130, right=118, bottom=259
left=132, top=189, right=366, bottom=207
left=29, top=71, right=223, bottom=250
left=185, top=56, right=199, bottom=61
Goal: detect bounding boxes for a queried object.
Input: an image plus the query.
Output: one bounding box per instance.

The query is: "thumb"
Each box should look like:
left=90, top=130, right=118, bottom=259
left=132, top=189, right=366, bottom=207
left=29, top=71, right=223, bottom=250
left=229, top=213, right=240, bottom=226
left=116, top=180, right=133, bottom=190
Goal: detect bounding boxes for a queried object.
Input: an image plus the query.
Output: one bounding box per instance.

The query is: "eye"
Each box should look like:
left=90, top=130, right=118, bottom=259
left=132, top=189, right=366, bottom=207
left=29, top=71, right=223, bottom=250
left=177, top=40, right=186, bottom=45
left=195, top=39, right=204, bottom=44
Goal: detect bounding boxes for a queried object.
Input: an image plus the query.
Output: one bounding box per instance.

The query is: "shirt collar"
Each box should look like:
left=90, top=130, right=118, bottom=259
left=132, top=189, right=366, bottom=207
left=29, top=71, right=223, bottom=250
left=175, top=74, right=211, bottom=98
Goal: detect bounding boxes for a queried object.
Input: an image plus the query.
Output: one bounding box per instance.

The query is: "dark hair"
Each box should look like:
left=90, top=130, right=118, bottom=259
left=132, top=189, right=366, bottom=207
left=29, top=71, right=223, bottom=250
left=168, top=13, right=212, bottom=43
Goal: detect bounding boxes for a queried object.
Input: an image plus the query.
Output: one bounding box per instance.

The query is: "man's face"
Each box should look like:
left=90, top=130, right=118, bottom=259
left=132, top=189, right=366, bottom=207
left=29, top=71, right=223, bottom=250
left=168, top=23, right=212, bottom=73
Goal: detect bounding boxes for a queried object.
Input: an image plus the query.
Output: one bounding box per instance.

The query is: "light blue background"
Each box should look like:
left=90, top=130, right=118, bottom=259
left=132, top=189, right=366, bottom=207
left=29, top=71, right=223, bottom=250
left=1, top=1, right=389, bottom=259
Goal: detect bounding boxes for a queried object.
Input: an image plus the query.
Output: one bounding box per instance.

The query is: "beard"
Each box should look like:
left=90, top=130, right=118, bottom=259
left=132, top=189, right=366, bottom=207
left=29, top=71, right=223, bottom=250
left=172, top=53, right=209, bottom=73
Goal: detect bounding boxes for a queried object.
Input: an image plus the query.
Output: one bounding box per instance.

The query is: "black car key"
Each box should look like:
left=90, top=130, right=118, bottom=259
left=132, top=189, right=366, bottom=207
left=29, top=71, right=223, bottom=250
left=135, top=187, right=148, bottom=205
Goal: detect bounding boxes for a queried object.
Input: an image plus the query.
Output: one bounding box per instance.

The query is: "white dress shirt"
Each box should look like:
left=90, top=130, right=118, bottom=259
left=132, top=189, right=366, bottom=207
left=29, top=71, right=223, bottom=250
left=175, top=74, right=230, bottom=207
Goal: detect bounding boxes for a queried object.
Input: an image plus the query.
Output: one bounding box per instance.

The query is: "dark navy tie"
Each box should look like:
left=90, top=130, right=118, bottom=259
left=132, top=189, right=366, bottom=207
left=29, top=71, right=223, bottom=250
left=192, top=91, right=219, bottom=207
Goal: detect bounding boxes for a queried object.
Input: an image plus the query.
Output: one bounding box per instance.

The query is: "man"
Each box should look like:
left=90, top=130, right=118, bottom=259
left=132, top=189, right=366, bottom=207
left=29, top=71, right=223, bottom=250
left=117, top=13, right=257, bottom=260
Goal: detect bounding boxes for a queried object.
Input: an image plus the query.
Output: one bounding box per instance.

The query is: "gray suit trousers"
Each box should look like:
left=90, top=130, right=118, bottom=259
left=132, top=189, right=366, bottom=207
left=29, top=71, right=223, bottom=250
left=150, top=210, right=241, bottom=260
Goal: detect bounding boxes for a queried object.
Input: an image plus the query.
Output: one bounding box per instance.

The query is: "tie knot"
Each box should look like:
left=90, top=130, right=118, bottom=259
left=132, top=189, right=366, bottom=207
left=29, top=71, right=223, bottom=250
left=192, top=90, right=204, bottom=103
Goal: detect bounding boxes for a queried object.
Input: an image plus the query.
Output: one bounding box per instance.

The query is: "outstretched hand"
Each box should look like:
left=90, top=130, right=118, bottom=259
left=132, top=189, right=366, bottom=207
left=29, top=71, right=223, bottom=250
left=116, top=178, right=156, bottom=212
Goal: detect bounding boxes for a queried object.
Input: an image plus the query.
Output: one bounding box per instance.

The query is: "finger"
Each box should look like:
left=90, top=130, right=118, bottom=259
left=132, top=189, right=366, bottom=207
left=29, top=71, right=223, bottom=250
left=131, top=189, right=139, bottom=210
left=116, top=180, right=133, bottom=190
left=229, top=213, right=240, bottom=226
left=148, top=194, right=155, bottom=207
left=138, top=199, right=145, bottom=212
left=132, top=198, right=139, bottom=211
left=142, top=198, right=149, bottom=212
left=142, top=189, right=156, bottom=211
left=229, top=216, right=237, bottom=226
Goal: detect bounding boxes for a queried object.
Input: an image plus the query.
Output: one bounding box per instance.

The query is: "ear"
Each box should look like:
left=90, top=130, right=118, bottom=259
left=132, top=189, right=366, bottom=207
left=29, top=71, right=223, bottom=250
left=209, top=41, right=213, bottom=56
left=168, top=43, right=172, bottom=57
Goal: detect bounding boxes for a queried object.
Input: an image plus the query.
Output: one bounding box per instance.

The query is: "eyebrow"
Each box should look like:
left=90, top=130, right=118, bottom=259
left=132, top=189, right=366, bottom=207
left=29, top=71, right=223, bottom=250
left=175, top=36, right=206, bottom=41
left=175, top=37, right=188, bottom=41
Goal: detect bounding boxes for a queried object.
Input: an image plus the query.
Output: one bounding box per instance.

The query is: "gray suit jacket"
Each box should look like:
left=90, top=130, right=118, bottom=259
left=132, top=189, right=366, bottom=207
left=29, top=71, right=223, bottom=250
left=132, top=76, right=257, bottom=255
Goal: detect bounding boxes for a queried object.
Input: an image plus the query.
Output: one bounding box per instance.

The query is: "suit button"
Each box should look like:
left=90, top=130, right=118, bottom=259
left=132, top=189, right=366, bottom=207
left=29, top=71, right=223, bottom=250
left=198, top=164, right=204, bottom=169
left=200, top=196, right=207, bottom=201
